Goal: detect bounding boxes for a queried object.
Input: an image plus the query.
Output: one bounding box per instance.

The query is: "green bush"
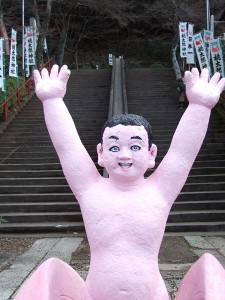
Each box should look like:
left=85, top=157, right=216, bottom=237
left=0, top=76, right=25, bottom=103
left=0, top=216, right=7, bottom=224
left=0, top=76, right=26, bottom=117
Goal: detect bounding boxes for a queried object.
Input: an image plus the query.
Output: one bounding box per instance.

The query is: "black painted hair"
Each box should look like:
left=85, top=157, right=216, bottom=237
left=101, top=114, right=153, bottom=149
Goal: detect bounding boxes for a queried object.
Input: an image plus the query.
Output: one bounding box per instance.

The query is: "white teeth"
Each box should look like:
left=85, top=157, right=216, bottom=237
left=119, top=163, right=132, bottom=168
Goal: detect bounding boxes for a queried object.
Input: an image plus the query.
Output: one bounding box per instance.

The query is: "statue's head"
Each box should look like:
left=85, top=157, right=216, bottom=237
left=97, top=114, right=157, bottom=182
left=101, top=114, right=153, bottom=149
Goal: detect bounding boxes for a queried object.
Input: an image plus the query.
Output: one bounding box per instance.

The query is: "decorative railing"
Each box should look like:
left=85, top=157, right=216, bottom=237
left=0, top=57, right=55, bottom=121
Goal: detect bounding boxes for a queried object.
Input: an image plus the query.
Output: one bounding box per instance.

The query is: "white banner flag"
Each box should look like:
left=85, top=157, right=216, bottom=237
left=203, top=30, right=213, bottom=63
left=26, top=26, right=36, bottom=66
left=186, top=23, right=195, bottom=64
left=9, top=28, right=18, bottom=77
left=0, top=38, right=5, bottom=91
left=24, top=31, right=30, bottom=78
left=108, top=54, right=113, bottom=65
left=43, top=38, right=48, bottom=53
left=210, top=38, right=224, bottom=77
left=193, top=33, right=210, bottom=71
left=179, top=22, right=187, bottom=58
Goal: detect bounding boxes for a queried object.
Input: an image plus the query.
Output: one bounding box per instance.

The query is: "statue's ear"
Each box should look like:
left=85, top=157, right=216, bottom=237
left=148, top=144, right=157, bottom=169
left=97, top=143, right=104, bottom=167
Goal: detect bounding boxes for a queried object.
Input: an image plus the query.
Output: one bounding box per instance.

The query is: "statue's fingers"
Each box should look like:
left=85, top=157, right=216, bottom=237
left=191, top=68, right=200, bottom=81
left=60, top=65, right=69, bottom=72
left=41, top=68, right=50, bottom=80
left=184, top=70, right=194, bottom=88
left=209, top=72, right=221, bottom=85
left=200, top=68, right=209, bottom=82
left=33, top=70, right=41, bottom=85
left=58, top=65, right=71, bottom=83
left=50, top=64, right=59, bottom=79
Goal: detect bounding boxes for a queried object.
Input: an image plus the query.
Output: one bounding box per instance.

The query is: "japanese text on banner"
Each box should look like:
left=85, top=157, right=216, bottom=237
left=187, top=23, right=195, bottom=64
left=203, top=30, right=213, bottom=63
left=0, top=38, right=5, bottom=91
left=193, top=33, right=210, bottom=71
left=210, top=39, right=224, bottom=77
left=179, top=22, right=187, bottom=58
left=24, top=31, right=29, bottom=77
left=9, top=28, right=18, bottom=77
left=26, top=26, right=36, bottom=66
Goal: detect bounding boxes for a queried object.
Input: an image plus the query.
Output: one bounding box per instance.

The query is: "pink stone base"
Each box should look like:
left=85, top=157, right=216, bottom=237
left=14, top=258, right=90, bottom=300
left=14, top=253, right=225, bottom=300
left=176, top=253, right=225, bottom=300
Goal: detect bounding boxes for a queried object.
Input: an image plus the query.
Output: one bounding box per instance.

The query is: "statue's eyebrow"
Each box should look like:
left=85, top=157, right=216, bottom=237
left=131, top=136, right=143, bottom=141
left=109, top=135, right=119, bottom=140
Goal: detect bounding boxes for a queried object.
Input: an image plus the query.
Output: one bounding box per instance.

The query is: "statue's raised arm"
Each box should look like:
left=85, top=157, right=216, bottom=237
left=150, top=68, right=225, bottom=207
left=33, top=65, right=101, bottom=198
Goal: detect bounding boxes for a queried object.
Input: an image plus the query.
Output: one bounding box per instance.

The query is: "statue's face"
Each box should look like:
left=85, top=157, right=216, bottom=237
left=97, top=125, right=156, bottom=182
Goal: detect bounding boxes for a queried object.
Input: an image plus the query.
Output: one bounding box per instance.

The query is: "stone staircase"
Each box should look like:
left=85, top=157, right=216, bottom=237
left=1, top=67, right=225, bottom=233
left=0, top=69, right=111, bottom=233
left=125, top=68, right=225, bottom=233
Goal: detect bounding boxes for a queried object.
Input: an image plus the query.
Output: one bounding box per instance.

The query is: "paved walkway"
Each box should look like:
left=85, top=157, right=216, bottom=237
left=0, top=235, right=225, bottom=300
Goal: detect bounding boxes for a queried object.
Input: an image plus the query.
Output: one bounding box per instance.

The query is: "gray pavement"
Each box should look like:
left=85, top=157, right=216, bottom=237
left=0, top=235, right=225, bottom=300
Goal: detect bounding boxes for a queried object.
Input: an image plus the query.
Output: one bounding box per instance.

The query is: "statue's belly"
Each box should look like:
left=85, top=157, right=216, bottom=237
left=86, top=256, right=169, bottom=300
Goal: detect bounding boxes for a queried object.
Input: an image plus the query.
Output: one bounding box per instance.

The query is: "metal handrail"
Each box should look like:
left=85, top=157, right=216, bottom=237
left=0, top=57, right=55, bottom=121
left=103, top=56, right=128, bottom=178
left=108, top=56, right=128, bottom=119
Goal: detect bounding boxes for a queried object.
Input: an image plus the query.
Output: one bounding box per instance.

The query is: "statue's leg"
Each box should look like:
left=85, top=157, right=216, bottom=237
left=175, top=253, right=225, bottom=300
left=14, top=257, right=91, bottom=300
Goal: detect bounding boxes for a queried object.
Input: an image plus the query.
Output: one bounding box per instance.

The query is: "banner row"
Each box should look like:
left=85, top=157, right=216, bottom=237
left=179, top=22, right=224, bottom=77
left=0, top=27, right=48, bottom=91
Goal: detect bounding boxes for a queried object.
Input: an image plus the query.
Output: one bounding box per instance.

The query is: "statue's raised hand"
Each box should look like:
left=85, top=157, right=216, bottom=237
left=185, top=68, right=225, bottom=109
left=33, top=64, right=71, bottom=102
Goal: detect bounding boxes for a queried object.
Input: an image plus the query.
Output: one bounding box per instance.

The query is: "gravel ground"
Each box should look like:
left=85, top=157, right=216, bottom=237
left=0, top=237, right=38, bottom=273
left=0, top=235, right=197, bottom=273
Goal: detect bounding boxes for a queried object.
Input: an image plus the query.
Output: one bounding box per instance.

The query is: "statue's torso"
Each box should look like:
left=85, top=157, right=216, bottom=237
left=79, top=178, right=171, bottom=300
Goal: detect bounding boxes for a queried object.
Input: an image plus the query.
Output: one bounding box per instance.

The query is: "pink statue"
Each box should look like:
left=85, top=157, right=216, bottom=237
left=15, top=65, right=225, bottom=300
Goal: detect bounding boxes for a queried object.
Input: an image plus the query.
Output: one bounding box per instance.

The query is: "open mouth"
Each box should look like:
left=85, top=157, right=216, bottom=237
left=118, top=163, right=132, bottom=168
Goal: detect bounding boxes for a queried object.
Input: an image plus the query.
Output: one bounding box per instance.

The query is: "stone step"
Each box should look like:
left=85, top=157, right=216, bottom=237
left=0, top=162, right=100, bottom=171
left=0, top=177, right=68, bottom=185
left=0, top=201, right=80, bottom=213
left=185, top=174, right=225, bottom=183
left=172, top=200, right=225, bottom=211
left=0, top=212, right=83, bottom=223
left=0, top=170, right=64, bottom=178
left=0, top=184, right=72, bottom=194
left=0, top=193, right=75, bottom=202
left=166, top=221, right=225, bottom=232
left=177, top=190, right=225, bottom=201
left=181, top=182, right=225, bottom=192
left=168, top=210, right=225, bottom=222
left=0, top=222, right=85, bottom=233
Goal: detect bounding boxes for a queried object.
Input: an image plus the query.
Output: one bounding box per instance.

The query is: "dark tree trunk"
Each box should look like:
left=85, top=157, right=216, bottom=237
left=55, top=16, right=71, bottom=67
left=35, top=0, right=52, bottom=68
left=0, top=7, right=9, bottom=55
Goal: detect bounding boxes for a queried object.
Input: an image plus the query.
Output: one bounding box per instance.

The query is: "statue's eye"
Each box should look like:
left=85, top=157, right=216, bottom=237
left=109, top=146, right=120, bottom=152
left=130, top=145, right=141, bottom=151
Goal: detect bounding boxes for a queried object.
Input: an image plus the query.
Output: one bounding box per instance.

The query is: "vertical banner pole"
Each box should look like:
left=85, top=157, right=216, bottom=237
left=22, top=0, right=25, bottom=70
left=206, top=0, right=210, bottom=30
